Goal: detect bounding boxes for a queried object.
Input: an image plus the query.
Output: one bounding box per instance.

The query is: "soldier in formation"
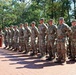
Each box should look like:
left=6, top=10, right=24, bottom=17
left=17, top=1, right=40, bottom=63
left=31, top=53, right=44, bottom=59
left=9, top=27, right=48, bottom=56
left=19, top=23, right=25, bottom=52
left=38, top=18, right=48, bottom=58
left=30, top=21, right=39, bottom=56
left=46, top=19, right=57, bottom=60
left=3, top=17, right=76, bottom=63
left=13, top=25, right=19, bottom=51
left=56, top=17, right=71, bottom=63
left=7, top=27, right=11, bottom=49
left=10, top=25, right=14, bottom=50
left=70, top=20, right=76, bottom=61
left=4, top=27, right=8, bottom=49
left=23, top=22, right=31, bottom=54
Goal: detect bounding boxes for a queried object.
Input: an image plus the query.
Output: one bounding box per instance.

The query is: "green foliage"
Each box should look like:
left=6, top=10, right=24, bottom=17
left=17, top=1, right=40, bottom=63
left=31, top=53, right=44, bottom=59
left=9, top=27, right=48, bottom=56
left=0, top=0, right=75, bottom=28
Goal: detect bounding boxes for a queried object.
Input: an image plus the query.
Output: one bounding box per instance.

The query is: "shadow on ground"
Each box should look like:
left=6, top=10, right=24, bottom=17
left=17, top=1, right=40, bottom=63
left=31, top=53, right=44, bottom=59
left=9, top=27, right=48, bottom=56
left=0, top=48, right=76, bottom=69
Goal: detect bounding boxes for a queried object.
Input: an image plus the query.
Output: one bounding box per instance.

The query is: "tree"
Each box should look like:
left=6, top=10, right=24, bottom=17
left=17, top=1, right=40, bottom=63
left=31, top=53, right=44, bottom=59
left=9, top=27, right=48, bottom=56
left=0, top=0, right=74, bottom=28
left=73, top=0, right=76, bottom=19
left=0, top=0, right=27, bottom=28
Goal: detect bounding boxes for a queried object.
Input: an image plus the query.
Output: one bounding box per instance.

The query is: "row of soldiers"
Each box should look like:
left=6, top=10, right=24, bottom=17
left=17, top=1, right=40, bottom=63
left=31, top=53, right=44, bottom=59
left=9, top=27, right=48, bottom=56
left=3, top=17, right=76, bottom=63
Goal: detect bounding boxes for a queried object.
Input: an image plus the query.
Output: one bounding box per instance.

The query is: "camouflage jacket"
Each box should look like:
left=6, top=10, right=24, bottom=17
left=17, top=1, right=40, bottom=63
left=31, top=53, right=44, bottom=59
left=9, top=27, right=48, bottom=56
left=19, top=27, right=25, bottom=39
left=4, top=30, right=8, bottom=39
left=7, top=29, right=11, bottom=39
left=10, top=28, right=15, bottom=38
left=71, top=26, right=76, bottom=40
left=31, top=26, right=39, bottom=41
left=47, top=25, right=57, bottom=41
left=24, top=26, right=31, bottom=38
left=38, top=23, right=48, bottom=39
left=57, top=23, right=71, bottom=39
left=14, top=29, right=19, bottom=39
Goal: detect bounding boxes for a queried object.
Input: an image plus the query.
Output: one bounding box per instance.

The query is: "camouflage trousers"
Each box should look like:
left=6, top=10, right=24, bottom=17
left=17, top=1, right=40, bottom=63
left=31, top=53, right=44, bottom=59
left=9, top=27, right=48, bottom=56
left=39, top=38, right=46, bottom=55
left=30, top=39, right=37, bottom=54
left=10, top=38, right=14, bottom=49
left=4, top=39, right=8, bottom=47
left=24, top=38, right=30, bottom=52
left=71, top=40, right=76, bottom=58
left=47, top=40, right=55, bottom=58
left=7, top=38, right=11, bottom=48
left=57, top=40, right=67, bottom=61
left=13, top=38, right=19, bottom=50
left=19, top=38, right=25, bottom=51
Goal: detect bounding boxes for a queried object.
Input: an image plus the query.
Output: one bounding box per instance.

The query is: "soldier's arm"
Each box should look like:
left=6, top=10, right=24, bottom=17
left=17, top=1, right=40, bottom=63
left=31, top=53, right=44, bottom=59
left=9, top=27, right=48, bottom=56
left=17, top=29, right=19, bottom=37
left=27, top=27, right=31, bottom=37
left=35, top=27, right=39, bottom=37
left=18, top=28, right=21, bottom=38
left=23, top=28, right=25, bottom=38
left=44, top=24, right=48, bottom=35
left=65, top=25, right=72, bottom=37
left=54, top=25, right=57, bottom=34
left=46, top=33, right=48, bottom=42
left=69, top=26, right=73, bottom=39
left=54, top=25, right=57, bottom=39
left=4, top=31, right=6, bottom=37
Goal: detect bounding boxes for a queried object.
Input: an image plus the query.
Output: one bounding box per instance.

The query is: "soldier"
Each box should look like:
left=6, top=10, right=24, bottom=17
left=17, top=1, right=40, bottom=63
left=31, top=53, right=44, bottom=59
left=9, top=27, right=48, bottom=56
left=46, top=19, right=57, bottom=60
left=56, top=17, right=71, bottom=63
left=38, top=18, right=48, bottom=58
left=7, top=27, right=11, bottom=49
left=23, top=22, right=31, bottom=54
left=19, top=23, right=25, bottom=52
left=30, top=21, right=39, bottom=56
left=70, top=19, right=76, bottom=61
left=3, top=27, right=8, bottom=49
left=10, top=25, right=15, bottom=50
left=13, top=25, right=19, bottom=51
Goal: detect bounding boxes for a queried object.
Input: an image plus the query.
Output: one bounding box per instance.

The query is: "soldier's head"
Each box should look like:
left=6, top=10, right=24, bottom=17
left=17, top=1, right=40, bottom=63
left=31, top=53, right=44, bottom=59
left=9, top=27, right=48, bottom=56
left=7, top=27, right=10, bottom=30
left=59, top=17, right=64, bottom=25
left=72, top=19, right=76, bottom=26
left=10, top=25, right=14, bottom=29
left=24, top=22, right=28, bottom=27
left=4, top=27, right=7, bottom=30
left=48, top=19, right=53, bottom=26
left=39, top=18, right=44, bottom=24
left=20, top=23, right=23, bottom=28
left=7, top=27, right=8, bottom=30
left=31, top=21, right=36, bottom=27
left=14, top=26, right=17, bottom=29
left=13, top=26, right=15, bottom=29
left=16, top=25, right=18, bottom=29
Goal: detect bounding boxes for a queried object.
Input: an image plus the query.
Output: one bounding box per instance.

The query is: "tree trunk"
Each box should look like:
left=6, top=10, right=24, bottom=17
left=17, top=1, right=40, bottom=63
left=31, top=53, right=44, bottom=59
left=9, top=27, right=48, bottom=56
left=51, top=0, right=54, bottom=19
left=73, top=0, right=76, bottom=19
left=67, top=0, right=70, bottom=23
left=61, top=0, right=64, bottom=17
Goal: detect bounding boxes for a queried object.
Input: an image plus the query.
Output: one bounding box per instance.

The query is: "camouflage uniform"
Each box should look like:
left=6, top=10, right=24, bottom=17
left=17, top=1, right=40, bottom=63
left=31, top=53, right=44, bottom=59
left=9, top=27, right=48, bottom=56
left=38, top=20, right=48, bottom=57
left=10, top=26, right=15, bottom=49
left=47, top=23, right=57, bottom=60
left=24, top=23, right=31, bottom=53
left=7, top=27, right=11, bottom=48
left=71, top=20, right=76, bottom=60
left=4, top=27, right=8, bottom=48
left=13, top=26, right=19, bottom=51
left=30, top=21, right=39, bottom=55
left=19, top=24, right=25, bottom=52
left=57, top=18, right=71, bottom=62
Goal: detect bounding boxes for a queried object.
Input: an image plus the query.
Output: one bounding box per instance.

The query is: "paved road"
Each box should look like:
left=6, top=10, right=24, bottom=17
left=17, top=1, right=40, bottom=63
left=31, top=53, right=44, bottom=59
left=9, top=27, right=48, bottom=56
left=0, top=47, right=76, bottom=75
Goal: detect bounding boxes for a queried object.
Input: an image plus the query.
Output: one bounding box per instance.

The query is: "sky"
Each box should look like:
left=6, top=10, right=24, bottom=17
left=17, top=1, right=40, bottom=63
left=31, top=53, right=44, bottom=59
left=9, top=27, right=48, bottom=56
left=71, top=3, right=74, bottom=9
